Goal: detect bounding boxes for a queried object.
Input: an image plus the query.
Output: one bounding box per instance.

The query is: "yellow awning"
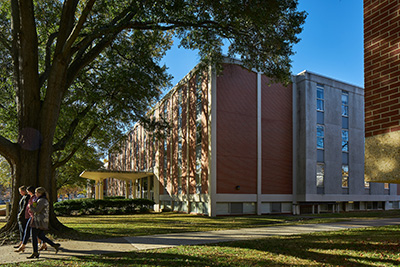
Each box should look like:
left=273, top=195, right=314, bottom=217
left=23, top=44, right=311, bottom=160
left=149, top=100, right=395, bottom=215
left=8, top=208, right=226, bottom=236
left=79, top=170, right=153, bottom=182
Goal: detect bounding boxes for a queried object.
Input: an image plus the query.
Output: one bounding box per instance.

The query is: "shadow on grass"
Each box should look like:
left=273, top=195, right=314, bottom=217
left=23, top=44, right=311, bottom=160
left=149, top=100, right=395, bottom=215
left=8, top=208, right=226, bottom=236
left=40, top=251, right=282, bottom=267
left=15, top=225, right=400, bottom=267
left=206, top=226, right=400, bottom=266
left=54, top=213, right=305, bottom=241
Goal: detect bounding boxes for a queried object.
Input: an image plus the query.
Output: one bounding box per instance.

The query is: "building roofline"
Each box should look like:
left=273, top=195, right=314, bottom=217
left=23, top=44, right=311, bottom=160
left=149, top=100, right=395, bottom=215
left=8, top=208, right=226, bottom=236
left=295, top=70, right=364, bottom=90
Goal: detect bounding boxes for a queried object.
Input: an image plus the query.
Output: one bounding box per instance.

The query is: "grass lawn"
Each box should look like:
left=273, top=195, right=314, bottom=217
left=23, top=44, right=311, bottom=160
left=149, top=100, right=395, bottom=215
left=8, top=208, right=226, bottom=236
left=2, top=211, right=400, bottom=266
left=1, top=210, right=400, bottom=240
left=4, top=225, right=400, bottom=266
left=51, top=210, right=400, bottom=241
left=55, top=212, right=336, bottom=240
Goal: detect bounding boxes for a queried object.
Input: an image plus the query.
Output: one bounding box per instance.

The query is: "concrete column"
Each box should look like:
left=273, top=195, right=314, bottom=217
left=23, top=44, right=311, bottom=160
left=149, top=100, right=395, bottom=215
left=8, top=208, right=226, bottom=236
left=186, top=79, right=191, bottom=212
left=291, top=75, right=298, bottom=209
left=153, top=175, right=160, bottom=212
left=95, top=181, right=99, bottom=199
left=209, top=65, right=217, bottom=217
left=99, top=180, right=104, bottom=199
left=147, top=176, right=151, bottom=200
left=257, top=72, right=262, bottom=215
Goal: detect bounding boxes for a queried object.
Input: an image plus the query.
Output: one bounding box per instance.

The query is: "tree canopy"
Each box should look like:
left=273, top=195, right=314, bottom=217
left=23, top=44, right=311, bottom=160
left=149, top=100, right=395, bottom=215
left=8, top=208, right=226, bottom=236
left=0, top=0, right=306, bottom=232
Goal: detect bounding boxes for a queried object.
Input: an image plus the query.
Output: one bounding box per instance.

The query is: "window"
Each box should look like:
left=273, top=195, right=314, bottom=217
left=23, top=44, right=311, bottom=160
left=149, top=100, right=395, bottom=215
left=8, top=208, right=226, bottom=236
left=317, top=125, right=324, bottom=149
left=342, top=165, right=349, bottom=188
left=342, top=91, right=349, bottom=116
left=342, top=91, right=349, bottom=129
left=316, top=164, right=324, bottom=187
left=342, top=130, right=349, bottom=152
left=143, top=133, right=147, bottom=171
left=195, top=75, right=203, bottom=194
left=135, top=130, right=139, bottom=171
left=341, top=91, right=349, bottom=188
left=152, top=135, right=156, bottom=168
left=316, top=85, right=325, bottom=184
left=384, top=183, right=389, bottom=190
left=317, top=85, right=324, bottom=111
left=162, top=102, right=169, bottom=194
left=196, top=76, right=203, bottom=121
left=177, top=88, right=183, bottom=194
left=163, top=139, right=168, bottom=193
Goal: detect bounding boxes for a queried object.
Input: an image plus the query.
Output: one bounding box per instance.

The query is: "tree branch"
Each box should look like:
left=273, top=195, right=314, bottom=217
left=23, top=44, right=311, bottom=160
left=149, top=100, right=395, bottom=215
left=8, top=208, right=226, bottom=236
left=10, top=0, right=21, bottom=106
left=54, top=0, right=79, bottom=56
left=53, top=124, right=98, bottom=169
left=65, top=7, right=138, bottom=89
left=0, top=33, right=11, bottom=51
left=53, top=103, right=95, bottom=152
left=0, top=135, right=18, bottom=165
left=62, top=0, right=96, bottom=54
left=39, top=32, right=59, bottom=89
left=66, top=33, right=118, bottom=89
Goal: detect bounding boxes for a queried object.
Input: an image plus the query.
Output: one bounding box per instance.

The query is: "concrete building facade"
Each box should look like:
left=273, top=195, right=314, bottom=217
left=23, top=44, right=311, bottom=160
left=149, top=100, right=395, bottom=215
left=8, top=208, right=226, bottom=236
left=106, top=60, right=400, bottom=216
left=295, top=71, right=398, bottom=213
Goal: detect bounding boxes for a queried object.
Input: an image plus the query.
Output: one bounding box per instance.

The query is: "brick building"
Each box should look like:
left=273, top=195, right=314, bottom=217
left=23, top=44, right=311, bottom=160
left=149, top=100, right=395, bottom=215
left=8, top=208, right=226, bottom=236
left=364, top=0, right=400, bottom=185
left=86, top=58, right=400, bottom=216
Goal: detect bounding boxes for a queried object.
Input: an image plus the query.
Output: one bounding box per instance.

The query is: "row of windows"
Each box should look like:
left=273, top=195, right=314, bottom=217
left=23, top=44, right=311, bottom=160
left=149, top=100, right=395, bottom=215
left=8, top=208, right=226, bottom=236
left=161, top=75, right=204, bottom=195
left=341, top=91, right=349, bottom=188
left=195, top=75, right=203, bottom=194
left=316, top=85, right=350, bottom=189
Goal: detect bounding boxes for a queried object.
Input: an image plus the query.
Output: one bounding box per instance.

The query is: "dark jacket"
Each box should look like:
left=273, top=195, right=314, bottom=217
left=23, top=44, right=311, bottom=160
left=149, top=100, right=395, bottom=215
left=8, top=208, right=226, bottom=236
left=17, top=194, right=30, bottom=221
left=29, top=197, right=49, bottom=230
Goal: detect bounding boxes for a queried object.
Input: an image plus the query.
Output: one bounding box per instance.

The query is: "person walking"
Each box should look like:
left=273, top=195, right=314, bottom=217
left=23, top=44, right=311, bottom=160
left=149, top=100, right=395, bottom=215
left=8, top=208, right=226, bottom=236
left=14, top=186, right=36, bottom=253
left=14, top=186, right=30, bottom=249
left=26, top=187, right=60, bottom=259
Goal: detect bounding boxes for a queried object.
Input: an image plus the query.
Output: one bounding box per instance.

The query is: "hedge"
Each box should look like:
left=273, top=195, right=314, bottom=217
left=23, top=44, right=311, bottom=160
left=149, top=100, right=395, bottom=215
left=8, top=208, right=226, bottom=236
left=54, top=197, right=155, bottom=216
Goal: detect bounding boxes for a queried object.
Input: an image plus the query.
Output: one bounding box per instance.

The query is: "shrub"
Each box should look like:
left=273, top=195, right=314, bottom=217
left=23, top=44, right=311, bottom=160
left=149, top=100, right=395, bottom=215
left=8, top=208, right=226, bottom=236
left=54, top=198, right=155, bottom=216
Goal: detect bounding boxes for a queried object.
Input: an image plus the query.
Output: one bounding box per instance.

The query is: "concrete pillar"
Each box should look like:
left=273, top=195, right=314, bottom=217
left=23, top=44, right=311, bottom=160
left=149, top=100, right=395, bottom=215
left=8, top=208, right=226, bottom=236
left=209, top=65, right=217, bottom=217
left=125, top=181, right=130, bottom=199
left=153, top=175, right=160, bottom=212
left=99, top=180, right=104, bottom=199
left=147, top=176, right=151, bottom=200
left=95, top=181, right=99, bottom=199
left=257, top=72, right=262, bottom=215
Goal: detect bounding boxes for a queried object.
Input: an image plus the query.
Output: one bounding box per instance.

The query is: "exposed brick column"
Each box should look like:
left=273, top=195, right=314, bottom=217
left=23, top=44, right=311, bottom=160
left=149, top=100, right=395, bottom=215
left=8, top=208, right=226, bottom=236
left=364, top=0, right=400, bottom=137
left=364, top=0, right=400, bottom=185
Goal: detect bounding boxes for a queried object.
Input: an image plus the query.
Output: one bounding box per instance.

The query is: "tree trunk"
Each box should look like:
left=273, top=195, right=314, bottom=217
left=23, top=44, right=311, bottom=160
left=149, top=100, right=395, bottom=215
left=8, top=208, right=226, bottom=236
left=0, top=147, right=69, bottom=239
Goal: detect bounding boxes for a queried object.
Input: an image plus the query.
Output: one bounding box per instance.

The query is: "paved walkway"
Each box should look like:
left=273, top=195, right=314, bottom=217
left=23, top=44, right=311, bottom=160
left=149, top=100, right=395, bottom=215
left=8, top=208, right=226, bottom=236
left=1, top=217, right=400, bottom=265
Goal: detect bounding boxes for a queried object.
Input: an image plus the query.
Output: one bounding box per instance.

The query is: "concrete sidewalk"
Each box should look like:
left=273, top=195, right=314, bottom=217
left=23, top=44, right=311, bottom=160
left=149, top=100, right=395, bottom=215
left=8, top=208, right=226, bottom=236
left=1, top=217, right=400, bottom=265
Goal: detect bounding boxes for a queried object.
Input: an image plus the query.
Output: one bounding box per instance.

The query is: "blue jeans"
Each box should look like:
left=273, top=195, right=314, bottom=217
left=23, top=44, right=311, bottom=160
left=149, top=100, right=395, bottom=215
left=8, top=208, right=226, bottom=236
left=31, top=228, right=56, bottom=253
left=18, top=218, right=28, bottom=241
left=22, top=218, right=32, bottom=245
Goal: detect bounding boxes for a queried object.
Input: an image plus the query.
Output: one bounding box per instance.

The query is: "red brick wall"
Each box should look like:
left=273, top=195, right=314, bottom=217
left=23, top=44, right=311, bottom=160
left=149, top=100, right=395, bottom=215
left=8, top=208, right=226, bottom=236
left=364, top=0, right=400, bottom=137
left=261, top=77, right=293, bottom=194
left=216, top=64, right=258, bottom=194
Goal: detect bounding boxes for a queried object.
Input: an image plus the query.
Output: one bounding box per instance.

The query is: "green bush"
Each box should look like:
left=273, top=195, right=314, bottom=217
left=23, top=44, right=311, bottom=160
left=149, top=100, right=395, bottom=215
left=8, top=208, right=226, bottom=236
left=54, top=198, right=155, bottom=216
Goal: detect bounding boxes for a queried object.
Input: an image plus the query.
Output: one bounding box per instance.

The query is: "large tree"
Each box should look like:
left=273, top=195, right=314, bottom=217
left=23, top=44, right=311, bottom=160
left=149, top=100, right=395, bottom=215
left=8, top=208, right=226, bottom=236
left=0, top=0, right=306, bottom=234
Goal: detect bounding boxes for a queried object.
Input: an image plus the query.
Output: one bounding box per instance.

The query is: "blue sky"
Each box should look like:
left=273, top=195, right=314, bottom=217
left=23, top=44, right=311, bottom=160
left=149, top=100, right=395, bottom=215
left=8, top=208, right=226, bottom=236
left=161, top=0, right=364, bottom=88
